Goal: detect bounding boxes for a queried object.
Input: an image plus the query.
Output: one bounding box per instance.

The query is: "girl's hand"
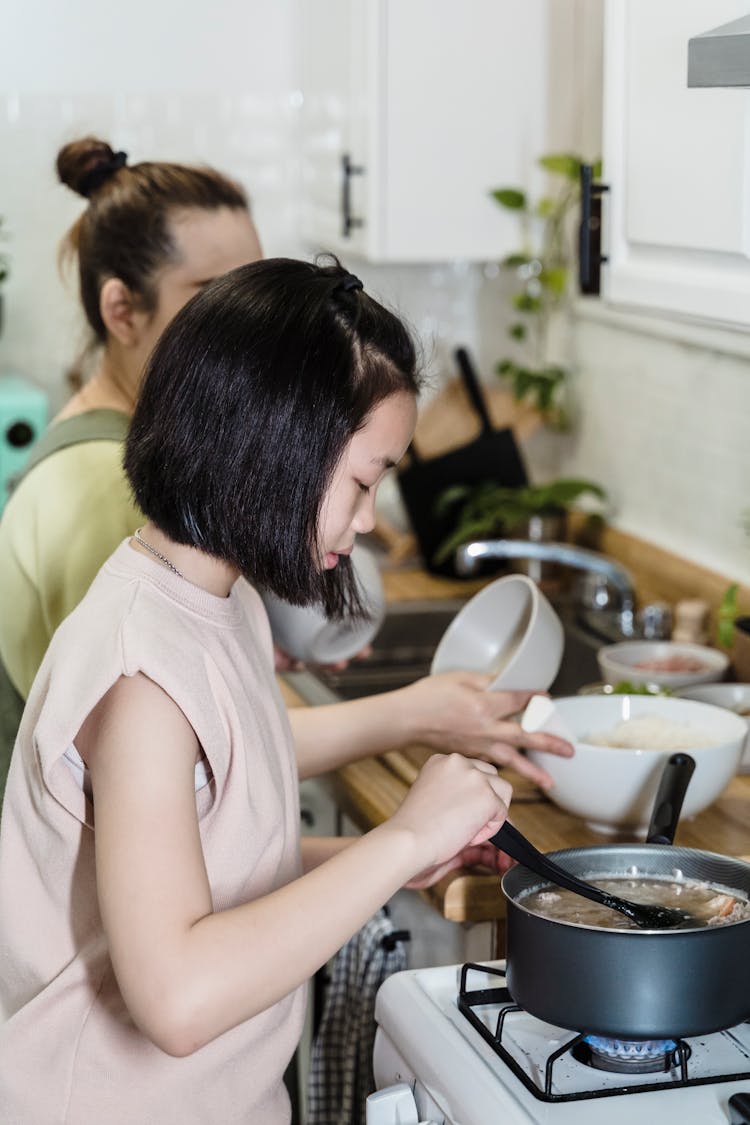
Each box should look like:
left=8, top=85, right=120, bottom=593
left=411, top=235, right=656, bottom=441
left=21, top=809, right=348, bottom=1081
left=406, top=840, right=515, bottom=890
left=388, top=753, right=512, bottom=873
left=395, top=673, right=574, bottom=789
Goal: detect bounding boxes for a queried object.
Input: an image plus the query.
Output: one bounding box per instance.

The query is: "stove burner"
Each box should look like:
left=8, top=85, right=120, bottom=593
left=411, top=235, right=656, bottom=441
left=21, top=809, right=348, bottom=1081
left=576, top=1035, right=683, bottom=1075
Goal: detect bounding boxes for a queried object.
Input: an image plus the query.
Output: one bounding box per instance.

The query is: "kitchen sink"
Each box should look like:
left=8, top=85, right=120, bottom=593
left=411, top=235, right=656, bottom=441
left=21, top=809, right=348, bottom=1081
left=284, top=597, right=603, bottom=705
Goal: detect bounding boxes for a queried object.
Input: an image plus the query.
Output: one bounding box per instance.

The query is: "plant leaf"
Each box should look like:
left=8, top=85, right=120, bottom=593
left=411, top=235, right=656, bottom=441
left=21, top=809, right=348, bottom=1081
left=538, top=153, right=582, bottom=181
left=501, top=252, right=533, bottom=268
left=508, top=322, right=527, bottom=341
left=535, top=196, right=557, bottom=219
left=718, top=583, right=739, bottom=649
left=433, top=484, right=472, bottom=518
left=512, top=293, right=542, bottom=313
left=496, top=358, right=518, bottom=377
left=491, top=188, right=526, bottom=210
left=540, top=266, right=568, bottom=296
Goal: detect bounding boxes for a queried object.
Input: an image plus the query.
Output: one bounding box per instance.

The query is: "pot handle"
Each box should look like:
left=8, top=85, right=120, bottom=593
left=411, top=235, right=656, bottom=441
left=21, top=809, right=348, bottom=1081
left=645, top=752, right=696, bottom=845
left=729, top=1093, right=750, bottom=1124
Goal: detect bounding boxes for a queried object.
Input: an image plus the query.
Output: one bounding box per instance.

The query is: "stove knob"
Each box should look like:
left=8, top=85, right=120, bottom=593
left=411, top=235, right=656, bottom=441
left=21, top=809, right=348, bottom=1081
left=730, top=1093, right=750, bottom=1124
left=366, top=1083, right=419, bottom=1125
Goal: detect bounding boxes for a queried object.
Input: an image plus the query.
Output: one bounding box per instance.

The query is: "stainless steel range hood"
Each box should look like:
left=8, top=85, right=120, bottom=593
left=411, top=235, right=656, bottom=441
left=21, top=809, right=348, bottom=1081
left=688, top=14, right=750, bottom=87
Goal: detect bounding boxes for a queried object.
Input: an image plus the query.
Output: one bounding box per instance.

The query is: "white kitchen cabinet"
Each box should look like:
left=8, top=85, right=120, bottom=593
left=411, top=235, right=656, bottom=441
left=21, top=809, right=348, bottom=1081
left=602, top=0, right=750, bottom=326
left=298, top=0, right=547, bottom=263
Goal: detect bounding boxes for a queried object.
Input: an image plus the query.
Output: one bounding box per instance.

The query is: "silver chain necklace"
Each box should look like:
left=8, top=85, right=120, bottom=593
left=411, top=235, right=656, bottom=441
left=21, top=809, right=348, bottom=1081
left=133, top=528, right=185, bottom=579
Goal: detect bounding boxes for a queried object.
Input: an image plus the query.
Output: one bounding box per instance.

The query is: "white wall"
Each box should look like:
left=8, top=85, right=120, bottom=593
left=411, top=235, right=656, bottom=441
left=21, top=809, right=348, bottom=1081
left=0, top=0, right=491, bottom=413
left=3, top=0, right=749, bottom=585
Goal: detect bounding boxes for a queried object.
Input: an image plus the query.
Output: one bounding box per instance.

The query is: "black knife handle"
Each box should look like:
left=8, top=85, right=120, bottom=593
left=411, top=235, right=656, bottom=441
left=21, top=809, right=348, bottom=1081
left=454, top=347, right=494, bottom=434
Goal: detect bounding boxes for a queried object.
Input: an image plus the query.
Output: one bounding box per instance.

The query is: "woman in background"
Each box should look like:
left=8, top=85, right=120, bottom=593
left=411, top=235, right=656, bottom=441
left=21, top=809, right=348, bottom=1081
left=0, top=258, right=515, bottom=1122
left=0, top=138, right=262, bottom=782
left=0, top=139, right=573, bottom=804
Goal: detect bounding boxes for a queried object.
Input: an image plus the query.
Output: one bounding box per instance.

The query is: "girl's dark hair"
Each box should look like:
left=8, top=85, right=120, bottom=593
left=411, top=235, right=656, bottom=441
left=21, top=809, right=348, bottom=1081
left=57, top=136, right=249, bottom=342
left=124, top=257, right=422, bottom=616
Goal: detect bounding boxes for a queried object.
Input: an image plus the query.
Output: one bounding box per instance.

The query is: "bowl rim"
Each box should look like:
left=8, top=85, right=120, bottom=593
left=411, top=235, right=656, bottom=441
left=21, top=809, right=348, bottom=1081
left=430, top=572, right=541, bottom=679
left=544, top=692, right=748, bottom=749
left=597, top=639, right=730, bottom=670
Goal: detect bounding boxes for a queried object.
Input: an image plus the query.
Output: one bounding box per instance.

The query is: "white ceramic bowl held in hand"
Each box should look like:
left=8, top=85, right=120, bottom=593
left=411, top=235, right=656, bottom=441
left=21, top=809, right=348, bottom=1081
left=430, top=573, right=564, bottom=691
left=526, top=694, right=746, bottom=834
left=260, top=544, right=386, bottom=664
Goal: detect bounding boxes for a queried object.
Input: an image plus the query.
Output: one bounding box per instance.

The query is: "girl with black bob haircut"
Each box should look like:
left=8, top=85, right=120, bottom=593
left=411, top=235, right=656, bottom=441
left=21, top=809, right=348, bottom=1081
left=125, top=255, right=417, bottom=621
left=0, top=257, right=570, bottom=1124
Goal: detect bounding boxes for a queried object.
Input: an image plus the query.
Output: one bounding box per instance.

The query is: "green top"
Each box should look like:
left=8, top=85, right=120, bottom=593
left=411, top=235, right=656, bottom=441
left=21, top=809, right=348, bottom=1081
left=0, top=410, right=138, bottom=802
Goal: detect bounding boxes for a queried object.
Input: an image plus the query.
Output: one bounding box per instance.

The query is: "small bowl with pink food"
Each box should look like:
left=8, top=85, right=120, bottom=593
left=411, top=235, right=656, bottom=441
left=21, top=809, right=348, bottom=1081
left=597, top=640, right=729, bottom=691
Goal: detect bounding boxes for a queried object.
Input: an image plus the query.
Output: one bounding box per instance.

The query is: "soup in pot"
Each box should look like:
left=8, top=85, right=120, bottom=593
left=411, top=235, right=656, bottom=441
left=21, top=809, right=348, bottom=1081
left=520, top=876, right=750, bottom=931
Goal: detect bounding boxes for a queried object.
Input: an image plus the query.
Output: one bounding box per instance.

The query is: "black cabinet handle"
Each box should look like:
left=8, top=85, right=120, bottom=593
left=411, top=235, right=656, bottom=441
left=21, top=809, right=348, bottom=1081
left=578, top=164, right=609, bottom=296
left=341, top=153, right=365, bottom=239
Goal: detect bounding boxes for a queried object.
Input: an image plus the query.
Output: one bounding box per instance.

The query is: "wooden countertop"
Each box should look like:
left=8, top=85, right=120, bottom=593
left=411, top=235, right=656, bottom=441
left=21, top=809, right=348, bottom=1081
left=327, top=747, right=750, bottom=923
left=282, top=565, right=750, bottom=925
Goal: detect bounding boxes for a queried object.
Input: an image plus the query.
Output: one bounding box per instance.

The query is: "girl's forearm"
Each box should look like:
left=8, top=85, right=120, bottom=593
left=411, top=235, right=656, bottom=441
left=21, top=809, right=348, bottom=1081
left=123, top=822, right=420, bottom=1056
left=291, top=691, right=414, bottom=779
left=300, top=835, right=355, bottom=871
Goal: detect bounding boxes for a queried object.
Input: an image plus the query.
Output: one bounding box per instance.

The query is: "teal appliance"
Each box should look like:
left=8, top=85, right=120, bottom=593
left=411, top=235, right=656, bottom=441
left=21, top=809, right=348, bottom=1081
left=0, top=373, right=48, bottom=513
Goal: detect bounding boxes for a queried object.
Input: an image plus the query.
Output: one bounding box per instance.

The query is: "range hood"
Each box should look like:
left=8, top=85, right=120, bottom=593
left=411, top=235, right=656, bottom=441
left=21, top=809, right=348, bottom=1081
left=688, top=14, right=750, bottom=87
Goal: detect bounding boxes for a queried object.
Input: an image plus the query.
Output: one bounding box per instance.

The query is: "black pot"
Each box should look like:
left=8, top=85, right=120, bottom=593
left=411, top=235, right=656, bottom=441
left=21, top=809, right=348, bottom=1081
left=502, top=844, right=750, bottom=1038
left=499, top=752, right=750, bottom=1039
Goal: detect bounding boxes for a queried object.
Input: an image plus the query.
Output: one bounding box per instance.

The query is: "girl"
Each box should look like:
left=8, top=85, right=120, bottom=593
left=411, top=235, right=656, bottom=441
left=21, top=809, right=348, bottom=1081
left=0, top=139, right=570, bottom=802
left=0, top=258, right=518, bottom=1123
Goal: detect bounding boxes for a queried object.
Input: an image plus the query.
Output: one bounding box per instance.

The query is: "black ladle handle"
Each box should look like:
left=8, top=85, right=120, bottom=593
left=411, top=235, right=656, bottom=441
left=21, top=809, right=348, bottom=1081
left=488, top=821, right=692, bottom=929
left=646, top=752, right=696, bottom=845
left=489, top=821, right=612, bottom=908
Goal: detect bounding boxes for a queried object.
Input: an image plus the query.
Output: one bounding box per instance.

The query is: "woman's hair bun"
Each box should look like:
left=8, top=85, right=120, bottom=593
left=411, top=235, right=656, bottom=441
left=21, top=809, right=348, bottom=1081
left=56, top=137, right=121, bottom=199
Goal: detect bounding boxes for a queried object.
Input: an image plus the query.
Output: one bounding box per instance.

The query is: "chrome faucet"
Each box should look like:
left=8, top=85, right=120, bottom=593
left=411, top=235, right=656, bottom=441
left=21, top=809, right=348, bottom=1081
left=454, top=539, right=638, bottom=637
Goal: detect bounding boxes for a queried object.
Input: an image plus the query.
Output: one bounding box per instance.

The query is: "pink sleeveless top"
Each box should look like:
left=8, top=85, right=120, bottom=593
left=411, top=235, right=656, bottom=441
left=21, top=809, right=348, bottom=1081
left=0, top=540, right=305, bottom=1123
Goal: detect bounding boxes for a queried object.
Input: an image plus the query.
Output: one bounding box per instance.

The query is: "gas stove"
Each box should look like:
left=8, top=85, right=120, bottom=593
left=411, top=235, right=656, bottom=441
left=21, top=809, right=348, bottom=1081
left=367, top=961, right=750, bottom=1124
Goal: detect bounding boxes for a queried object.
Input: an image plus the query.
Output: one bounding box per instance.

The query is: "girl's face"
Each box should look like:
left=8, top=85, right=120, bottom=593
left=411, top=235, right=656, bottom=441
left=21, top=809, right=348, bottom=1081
left=318, top=390, right=417, bottom=570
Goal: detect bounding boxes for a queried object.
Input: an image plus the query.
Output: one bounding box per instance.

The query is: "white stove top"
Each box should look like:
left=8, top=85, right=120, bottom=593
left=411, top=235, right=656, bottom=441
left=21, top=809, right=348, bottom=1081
left=371, top=961, right=750, bottom=1124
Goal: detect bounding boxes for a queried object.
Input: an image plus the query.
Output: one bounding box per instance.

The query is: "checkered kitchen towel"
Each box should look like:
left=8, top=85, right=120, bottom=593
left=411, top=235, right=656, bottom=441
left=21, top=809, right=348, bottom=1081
left=307, top=909, right=409, bottom=1125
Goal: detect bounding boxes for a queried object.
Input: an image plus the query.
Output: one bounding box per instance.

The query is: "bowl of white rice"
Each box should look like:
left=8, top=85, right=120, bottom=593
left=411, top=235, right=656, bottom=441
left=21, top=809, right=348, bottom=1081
left=527, top=694, right=746, bottom=834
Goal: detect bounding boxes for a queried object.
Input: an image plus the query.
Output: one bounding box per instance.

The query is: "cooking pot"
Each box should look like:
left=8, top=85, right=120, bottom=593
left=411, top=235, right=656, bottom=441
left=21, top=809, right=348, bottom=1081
left=500, top=755, right=750, bottom=1039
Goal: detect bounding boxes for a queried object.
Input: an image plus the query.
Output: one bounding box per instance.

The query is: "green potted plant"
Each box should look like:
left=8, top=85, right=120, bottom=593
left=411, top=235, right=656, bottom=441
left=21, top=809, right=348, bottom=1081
left=490, top=152, right=601, bottom=430
left=433, top=477, right=607, bottom=569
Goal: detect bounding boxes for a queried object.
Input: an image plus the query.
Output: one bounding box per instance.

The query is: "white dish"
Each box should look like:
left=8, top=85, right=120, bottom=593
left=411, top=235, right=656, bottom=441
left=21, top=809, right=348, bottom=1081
left=430, top=573, right=564, bottom=691
left=676, top=682, right=750, bottom=772
left=597, top=640, right=729, bottom=690
left=526, top=693, right=746, bottom=833
left=260, top=543, right=385, bottom=664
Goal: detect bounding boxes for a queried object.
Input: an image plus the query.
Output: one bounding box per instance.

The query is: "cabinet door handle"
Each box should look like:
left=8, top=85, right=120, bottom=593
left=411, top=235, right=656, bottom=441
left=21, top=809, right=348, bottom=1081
left=341, top=153, right=365, bottom=238
left=578, top=164, right=609, bottom=296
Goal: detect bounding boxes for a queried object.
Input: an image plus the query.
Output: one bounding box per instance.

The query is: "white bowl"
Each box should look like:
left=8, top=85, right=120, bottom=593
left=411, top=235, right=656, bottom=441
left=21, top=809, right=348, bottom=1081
left=260, top=544, right=385, bottom=664
left=430, top=574, right=564, bottom=691
left=597, top=640, right=729, bottom=690
left=676, top=683, right=750, bottom=772
left=527, top=694, right=746, bottom=834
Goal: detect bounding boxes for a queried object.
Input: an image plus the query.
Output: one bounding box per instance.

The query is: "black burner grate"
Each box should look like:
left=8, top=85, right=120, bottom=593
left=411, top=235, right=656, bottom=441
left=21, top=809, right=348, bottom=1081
left=457, top=962, right=750, bottom=1103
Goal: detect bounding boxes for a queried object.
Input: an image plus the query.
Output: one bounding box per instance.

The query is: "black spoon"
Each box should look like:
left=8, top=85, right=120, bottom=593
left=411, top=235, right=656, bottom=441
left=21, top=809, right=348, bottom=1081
left=488, top=820, right=696, bottom=930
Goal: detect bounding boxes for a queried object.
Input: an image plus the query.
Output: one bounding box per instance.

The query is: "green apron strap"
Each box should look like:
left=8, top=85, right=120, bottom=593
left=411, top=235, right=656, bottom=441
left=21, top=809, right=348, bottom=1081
left=19, top=409, right=130, bottom=481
